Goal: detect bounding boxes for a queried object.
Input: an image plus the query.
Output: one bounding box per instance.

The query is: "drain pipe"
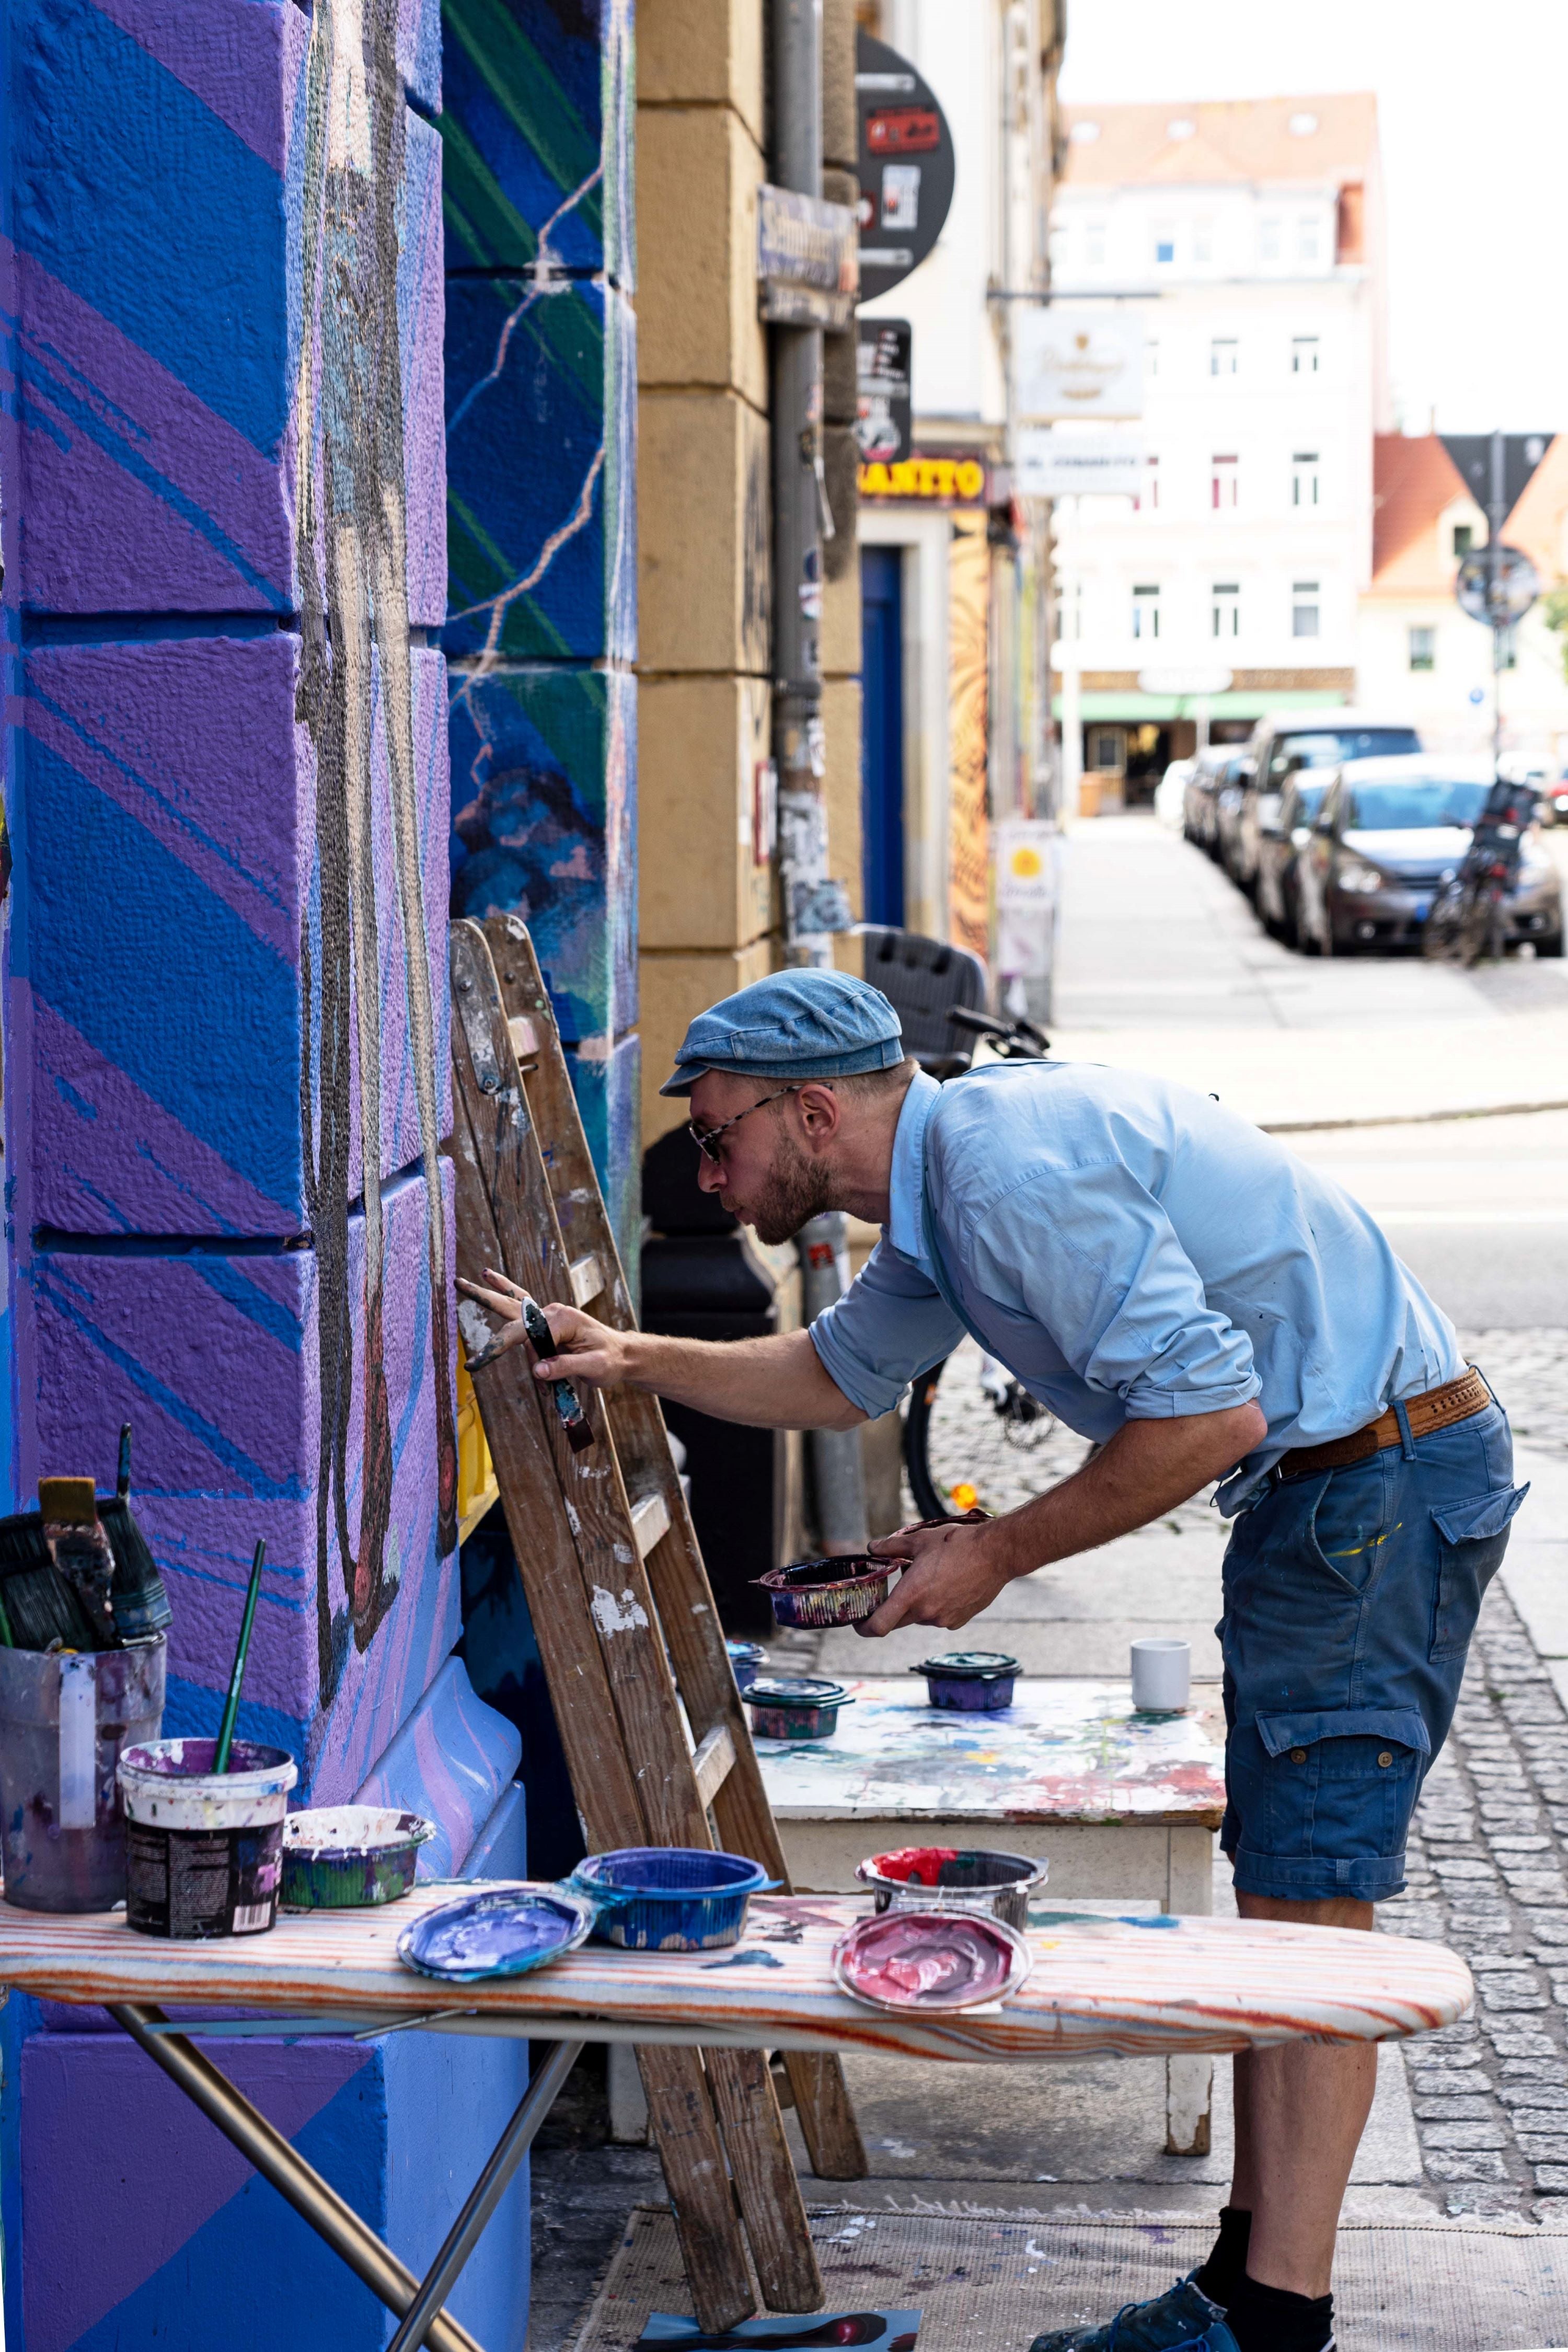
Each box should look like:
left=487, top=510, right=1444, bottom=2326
left=770, top=0, right=867, bottom=1552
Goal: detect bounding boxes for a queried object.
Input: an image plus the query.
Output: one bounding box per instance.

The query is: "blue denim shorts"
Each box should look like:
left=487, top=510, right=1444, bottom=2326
left=1219, top=1397, right=1525, bottom=1903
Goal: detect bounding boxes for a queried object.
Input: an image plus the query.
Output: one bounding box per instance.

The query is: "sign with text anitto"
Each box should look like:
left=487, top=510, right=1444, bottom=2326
left=756, top=184, right=859, bottom=330
left=858, top=449, right=988, bottom=504
left=1015, top=309, right=1145, bottom=422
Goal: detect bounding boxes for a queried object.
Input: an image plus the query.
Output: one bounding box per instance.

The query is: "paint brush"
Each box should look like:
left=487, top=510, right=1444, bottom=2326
left=213, top=1539, right=266, bottom=1773
left=0, top=1511, right=100, bottom=1651
left=39, top=1478, right=120, bottom=1648
left=97, top=1424, right=173, bottom=1641
left=515, top=1290, right=593, bottom=1452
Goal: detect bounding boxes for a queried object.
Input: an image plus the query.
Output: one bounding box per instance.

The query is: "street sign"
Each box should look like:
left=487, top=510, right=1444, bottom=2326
left=1015, top=309, right=1144, bottom=421
left=1017, top=427, right=1145, bottom=498
left=1456, top=543, right=1540, bottom=627
left=756, top=184, right=859, bottom=330
left=855, top=31, right=955, bottom=301
left=995, top=821, right=1058, bottom=980
left=856, top=318, right=913, bottom=464
left=1137, top=665, right=1234, bottom=696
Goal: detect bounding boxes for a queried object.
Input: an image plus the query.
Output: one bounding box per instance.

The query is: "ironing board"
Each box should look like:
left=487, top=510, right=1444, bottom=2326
left=0, top=1888, right=1472, bottom=2351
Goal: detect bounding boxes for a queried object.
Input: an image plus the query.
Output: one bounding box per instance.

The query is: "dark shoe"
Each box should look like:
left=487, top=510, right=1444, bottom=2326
left=1029, top=2275, right=1238, bottom=2352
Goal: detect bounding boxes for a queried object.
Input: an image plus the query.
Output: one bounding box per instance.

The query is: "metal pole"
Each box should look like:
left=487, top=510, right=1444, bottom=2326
left=1490, top=426, right=1506, bottom=770
left=798, top=1212, right=868, bottom=1552
left=387, top=2039, right=583, bottom=2352
left=1058, top=495, right=1082, bottom=815
left=109, top=2005, right=485, bottom=2352
left=770, top=0, right=831, bottom=966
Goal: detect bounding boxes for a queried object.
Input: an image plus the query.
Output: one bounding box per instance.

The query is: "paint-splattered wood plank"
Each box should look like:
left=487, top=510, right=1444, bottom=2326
left=755, top=1680, right=1227, bottom=1827
left=0, top=1890, right=1470, bottom=2062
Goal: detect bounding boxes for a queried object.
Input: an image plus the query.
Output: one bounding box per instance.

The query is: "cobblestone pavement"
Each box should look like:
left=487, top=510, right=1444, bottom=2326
left=1383, top=1582, right=1568, bottom=2223
left=1465, top=1328, right=1568, bottom=1461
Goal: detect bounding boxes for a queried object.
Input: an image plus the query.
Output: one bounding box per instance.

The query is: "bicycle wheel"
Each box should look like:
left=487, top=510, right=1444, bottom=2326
left=903, top=1357, right=952, bottom=1521
left=902, top=1341, right=1072, bottom=1523
left=1423, top=878, right=1469, bottom=962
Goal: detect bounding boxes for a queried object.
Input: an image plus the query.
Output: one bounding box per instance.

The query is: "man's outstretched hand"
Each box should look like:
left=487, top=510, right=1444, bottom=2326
left=457, top=1271, right=630, bottom=1387
left=855, top=1516, right=1014, bottom=1636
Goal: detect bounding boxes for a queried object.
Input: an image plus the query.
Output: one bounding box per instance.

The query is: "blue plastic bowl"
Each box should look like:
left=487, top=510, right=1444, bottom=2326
left=726, top=1640, right=768, bottom=1693
left=568, top=1847, right=774, bottom=1951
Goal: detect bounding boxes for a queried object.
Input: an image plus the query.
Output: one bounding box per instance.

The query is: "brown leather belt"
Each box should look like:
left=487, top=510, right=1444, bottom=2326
left=1276, top=1366, right=1492, bottom=1480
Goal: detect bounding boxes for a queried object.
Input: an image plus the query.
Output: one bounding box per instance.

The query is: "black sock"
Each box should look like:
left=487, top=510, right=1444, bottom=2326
left=1193, top=2207, right=1251, bottom=2307
left=1224, top=2271, right=1334, bottom=2352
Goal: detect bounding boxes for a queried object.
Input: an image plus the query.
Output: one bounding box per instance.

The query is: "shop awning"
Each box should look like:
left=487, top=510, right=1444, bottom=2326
left=1050, top=689, right=1351, bottom=722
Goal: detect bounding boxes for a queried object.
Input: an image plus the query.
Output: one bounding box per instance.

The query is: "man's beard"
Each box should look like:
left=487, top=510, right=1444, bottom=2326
left=737, top=1131, right=835, bottom=1245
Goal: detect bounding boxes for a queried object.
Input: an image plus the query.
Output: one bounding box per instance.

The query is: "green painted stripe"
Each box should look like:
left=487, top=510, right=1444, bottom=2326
left=441, top=0, right=600, bottom=207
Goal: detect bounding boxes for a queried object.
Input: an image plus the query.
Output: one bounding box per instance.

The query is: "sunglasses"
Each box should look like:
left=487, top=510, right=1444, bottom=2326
left=687, top=1084, right=804, bottom=1166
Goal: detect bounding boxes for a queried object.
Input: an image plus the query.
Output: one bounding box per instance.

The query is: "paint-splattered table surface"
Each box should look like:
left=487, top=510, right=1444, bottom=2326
left=0, top=1888, right=1470, bottom=2064
left=753, top=1680, right=1227, bottom=1828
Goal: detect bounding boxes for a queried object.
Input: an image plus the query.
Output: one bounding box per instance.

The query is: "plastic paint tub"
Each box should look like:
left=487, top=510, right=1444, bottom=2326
left=281, top=1806, right=436, bottom=1910
left=754, top=1555, right=900, bottom=1630
left=832, top=1907, right=1031, bottom=2011
left=567, top=1846, right=774, bottom=1950
left=725, top=1641, right=768, bottom=1693
left=913, top=1650, right=1021, bottom=1712
left=398, top=1886, right=595, bottom=1981
left=855, top=1844, right=1048, bottom=1934
left=0, top=1638, right=166, bottom=1913
left=118, top=1738, right=297, bottom=1939
left=745, top=1676, right=852, bottom=1743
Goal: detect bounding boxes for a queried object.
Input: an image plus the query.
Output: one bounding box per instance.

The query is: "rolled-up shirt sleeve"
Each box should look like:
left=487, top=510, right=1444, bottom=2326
left=808, top=1239, right=967, bottom=1420
left=970, top=1160, right=1261, bottom=1418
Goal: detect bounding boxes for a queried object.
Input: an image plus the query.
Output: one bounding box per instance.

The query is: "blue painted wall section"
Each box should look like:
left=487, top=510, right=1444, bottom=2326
left=0, top=0, right=532, bottom=2340
left=439, top=0, right=639, bottom=1277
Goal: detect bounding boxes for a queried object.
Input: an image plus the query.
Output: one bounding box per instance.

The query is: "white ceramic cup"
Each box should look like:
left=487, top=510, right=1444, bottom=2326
left=1131, top=1638, right=1191, bottom=1713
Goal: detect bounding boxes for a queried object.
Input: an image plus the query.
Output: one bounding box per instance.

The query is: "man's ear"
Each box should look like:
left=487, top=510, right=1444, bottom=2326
left=795, top=1081, right=843, bottom=1144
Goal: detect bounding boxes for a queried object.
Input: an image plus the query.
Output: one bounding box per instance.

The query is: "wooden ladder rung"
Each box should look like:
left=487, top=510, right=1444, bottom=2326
left=691, top=1723, right=737, bottom=1811
left=568, top=1250, right=605, bottom=1307
left=507, top=1013, right=540, bottom=1062
left=629, top=1490, right=671, bottom=1560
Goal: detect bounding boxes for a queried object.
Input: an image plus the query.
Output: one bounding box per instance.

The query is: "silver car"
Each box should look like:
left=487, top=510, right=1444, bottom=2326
left=1295, top=754, right=1564, bottom=956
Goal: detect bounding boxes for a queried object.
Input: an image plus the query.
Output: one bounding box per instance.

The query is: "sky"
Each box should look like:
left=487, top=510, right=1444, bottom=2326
left=1057, top=0, right=1568, bottom=434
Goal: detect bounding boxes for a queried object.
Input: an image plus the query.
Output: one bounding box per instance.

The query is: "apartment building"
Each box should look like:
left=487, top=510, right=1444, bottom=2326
left=1048, top=94, right=1389, bottom=799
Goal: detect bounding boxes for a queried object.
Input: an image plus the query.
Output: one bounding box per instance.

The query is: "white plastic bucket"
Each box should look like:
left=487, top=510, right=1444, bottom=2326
left=118, top=1737, right=297, bottom=1938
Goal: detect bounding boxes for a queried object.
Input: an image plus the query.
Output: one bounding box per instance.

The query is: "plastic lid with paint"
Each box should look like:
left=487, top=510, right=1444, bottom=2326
left=832, top=1908, right=1031, bottom=2010
left=397, top=1887, right=595, bottom=1981
left=912, top=1652, right=1020, bottom=1680
left=746, top=1676, right=850, bottom=1708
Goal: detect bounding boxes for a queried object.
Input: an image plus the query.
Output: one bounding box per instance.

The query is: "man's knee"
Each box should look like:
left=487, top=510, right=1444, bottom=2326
left=1235, top=1889, right=1375, bottom=1932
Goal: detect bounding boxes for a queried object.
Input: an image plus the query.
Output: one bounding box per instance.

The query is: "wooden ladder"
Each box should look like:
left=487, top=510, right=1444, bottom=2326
left=448, top=916, right=865, bottom=2330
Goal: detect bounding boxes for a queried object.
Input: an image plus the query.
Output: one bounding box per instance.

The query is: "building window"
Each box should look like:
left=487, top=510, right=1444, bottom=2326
left=1453, top=523, right=1473, bottom=557
left=1292, top=452, right=1320, bottom=507
left=1292, top=581, right=1321, bottom=638
left=1085, top=217, right=1108, bottom=266
left=1132, top=584, right=1160, bottom=639
left=1153, top=222, right=1175, bottom=264
left=1292, top=336, right=1319, bottom=374
left=1498, top=622, right=1518, bottom=670
left=1210, top=339, right=1238, bottom=376
left=1211, top=584, right=1240, bottom=639
left=1136, top=454, right=1159, bottom=512
left=1409, top=625, right=1436, bottom=672
left=1260, top=216, right=1282, bottom=263
left=1212, top=454, right=1238, bottom=509
left=1089, top=728, right=1124, bottom=773
left=1147, top=341, right=1159, bottom=377
left=1297, top=213, right=1322, bottom=263
left=1193, top=218, right=1214, bottom=263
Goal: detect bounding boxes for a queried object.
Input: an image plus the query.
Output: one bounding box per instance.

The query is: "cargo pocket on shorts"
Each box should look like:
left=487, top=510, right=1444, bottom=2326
left=1250, top=1706, right=1431, bottom=1887
left=1429, top=1484, right=1529, bottom=1661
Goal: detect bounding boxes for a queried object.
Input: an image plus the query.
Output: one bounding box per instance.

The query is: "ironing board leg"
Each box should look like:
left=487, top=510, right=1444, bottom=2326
left=109, top=2003, right=486, bottom=2352
left=387, top=2038, right=584, bottom=2352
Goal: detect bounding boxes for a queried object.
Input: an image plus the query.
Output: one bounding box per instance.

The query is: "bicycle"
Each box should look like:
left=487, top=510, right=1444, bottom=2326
left=1422, top=777, right=1537, bottom=967
left=900, top=1006, right=1079, bottom=1522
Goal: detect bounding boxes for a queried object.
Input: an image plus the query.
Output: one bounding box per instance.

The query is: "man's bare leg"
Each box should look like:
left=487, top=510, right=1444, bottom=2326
left=1230, top=1892, right=1378, bottom=2300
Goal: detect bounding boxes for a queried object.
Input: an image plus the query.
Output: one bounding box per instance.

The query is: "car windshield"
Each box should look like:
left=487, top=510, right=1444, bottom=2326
left=1292, top=781, right=1329, bottom=821
left=1343, top=780, right=1491, bottom=831
left=1271, top=727, right=1420, bottom=778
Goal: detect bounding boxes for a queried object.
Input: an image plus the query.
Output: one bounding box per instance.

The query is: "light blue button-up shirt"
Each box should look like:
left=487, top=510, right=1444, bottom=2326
left=810, top=1063, right=1462, bottom=1512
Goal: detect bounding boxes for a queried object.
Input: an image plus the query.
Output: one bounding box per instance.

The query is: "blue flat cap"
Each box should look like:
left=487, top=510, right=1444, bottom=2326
left=659, top=971, right=904, bottom=1096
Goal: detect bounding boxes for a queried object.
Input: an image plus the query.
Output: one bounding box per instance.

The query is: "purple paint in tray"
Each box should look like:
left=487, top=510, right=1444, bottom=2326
left=398, top=1887, right=595, bottom=1981
left=913, top=1651, right=1020, bottom=1712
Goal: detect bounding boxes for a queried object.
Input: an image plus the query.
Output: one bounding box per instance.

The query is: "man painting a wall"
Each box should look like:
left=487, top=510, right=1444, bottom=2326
left=464, top=968, right=1525, bottom=2352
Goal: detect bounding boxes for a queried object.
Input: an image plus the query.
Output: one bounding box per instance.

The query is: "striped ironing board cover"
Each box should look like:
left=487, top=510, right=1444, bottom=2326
left=0, top=1887, right=1472, bottom=2063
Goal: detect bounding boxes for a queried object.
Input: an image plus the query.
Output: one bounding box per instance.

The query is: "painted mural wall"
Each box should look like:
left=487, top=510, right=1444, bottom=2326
left=440, top=0, right=640, bottom=1266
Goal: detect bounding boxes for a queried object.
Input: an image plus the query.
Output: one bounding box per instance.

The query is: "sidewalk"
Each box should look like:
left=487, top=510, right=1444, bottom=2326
left=1047, top=814, right=1568, bottom=1130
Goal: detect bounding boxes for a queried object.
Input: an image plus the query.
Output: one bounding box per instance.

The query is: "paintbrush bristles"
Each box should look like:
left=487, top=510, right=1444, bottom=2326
left=38, top=1478, right=97, bottom=1526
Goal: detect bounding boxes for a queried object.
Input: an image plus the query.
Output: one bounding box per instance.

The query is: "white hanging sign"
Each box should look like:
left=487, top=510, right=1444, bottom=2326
left=1015, top=309, right=1145, bottom=421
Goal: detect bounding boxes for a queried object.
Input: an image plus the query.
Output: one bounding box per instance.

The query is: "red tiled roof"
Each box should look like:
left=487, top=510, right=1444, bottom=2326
left=1369, top=436, right=1472, bottom=595
left=1060, top=94, right=1379, bottom=190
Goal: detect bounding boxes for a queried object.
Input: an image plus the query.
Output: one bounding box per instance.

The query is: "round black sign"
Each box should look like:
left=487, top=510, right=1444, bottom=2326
left=855, top=30, right=955, bottom=304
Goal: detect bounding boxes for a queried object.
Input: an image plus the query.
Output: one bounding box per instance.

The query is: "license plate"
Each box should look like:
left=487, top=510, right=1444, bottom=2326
left=1412, top=897, right=1432, bottom=921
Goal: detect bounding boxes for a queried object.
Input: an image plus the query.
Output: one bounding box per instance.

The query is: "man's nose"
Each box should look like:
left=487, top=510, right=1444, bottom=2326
left=695, top=1149, right=722, bottom=1193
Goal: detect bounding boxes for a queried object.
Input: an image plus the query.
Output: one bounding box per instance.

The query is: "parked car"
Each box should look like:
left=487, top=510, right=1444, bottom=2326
left=1254, top=770, right=1334, bottom=945
left=1212, top=755, right=1253, bottom=875
left=1544, top=775, right=1568, bottom=828
left=1294, top=755, right=1564, bottom=956
left=1156, top=756, right=1195, bottom=830
left=1232, top=714, right=1424, bottom=900
left=1181, top=747, right=1239, bottom=854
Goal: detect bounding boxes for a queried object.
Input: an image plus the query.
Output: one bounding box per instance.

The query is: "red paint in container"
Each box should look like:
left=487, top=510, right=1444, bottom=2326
left=832, top=1908, right=1031, bottom=2010
left=855, top=1844, right=1047, bottom=1932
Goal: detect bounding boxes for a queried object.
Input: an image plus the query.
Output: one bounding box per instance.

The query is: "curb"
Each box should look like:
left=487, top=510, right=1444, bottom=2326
left=1263, top=1098, right=1568, bottom=1137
